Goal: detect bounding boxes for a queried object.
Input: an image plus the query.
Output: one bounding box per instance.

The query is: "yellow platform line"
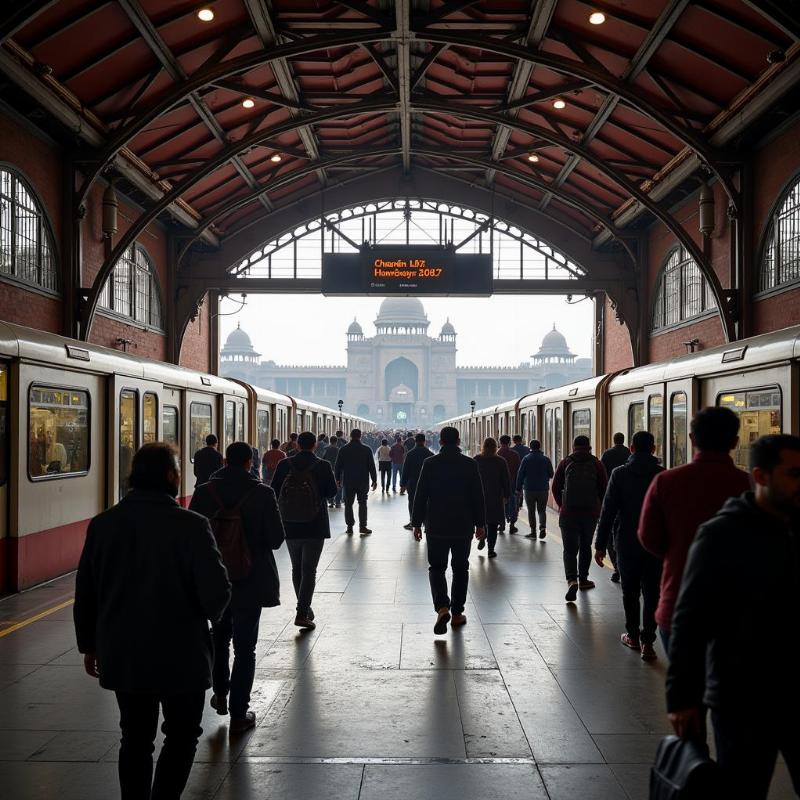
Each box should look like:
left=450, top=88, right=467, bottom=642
left=0, top=597, right=74, bottom=639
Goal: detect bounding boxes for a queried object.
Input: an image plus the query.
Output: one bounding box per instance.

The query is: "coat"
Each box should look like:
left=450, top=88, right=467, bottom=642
left=73, top=490, right=230, bottom=693
left=193, top=445, right=223, bottom=487
left=474, top=454, right=511, bottom=526
left=190, top=466, right=285, bottom=609
left=497, top=446, right=521, bottom=490
left=334, top=439, right=378, bottom=488
left=400, top=444, right=434, bottom=491
left=411, top=445, right=486, bottom=538
left=600, top=444, right=631, bottom=479
left=271, top=451, right=338, bottom=539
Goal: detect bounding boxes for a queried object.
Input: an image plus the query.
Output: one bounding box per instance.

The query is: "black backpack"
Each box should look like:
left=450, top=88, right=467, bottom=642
left=562, top=456, right=599, bottom=511
left=207, top=483, right=257, bottom=582
left=650, top=736, right=720, bottom=799
left=278, top=459, right=322, bottom=523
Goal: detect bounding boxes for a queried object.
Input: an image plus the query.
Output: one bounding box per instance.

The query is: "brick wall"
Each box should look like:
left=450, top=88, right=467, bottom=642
left=179, top=292, right=212, bottom=372
left=602, top=295, right=634, bottom=372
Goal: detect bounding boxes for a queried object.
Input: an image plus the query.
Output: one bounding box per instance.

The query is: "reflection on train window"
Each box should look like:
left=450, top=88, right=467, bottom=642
left=718, top=388, right=782, bottom=470
left=29, top=385, right=90, bottom=479
left=529, top=412, right=536, bottom=442
left=648, top=395, right=664, bottom=462
left=554, top=408, right=563, bottom=464
left=224, top=400, right=235, bottom=448
left=572, top=409, right=591, bottom=443
left=0, top=365, right=7, bottom=486
left=163, top=406, right=179, bottom=452
left=143, top=392, right=158, bottom=444
left=628, top=402, right=645, bottom=441
left=236, top=403, right=245, bottom=441
left=190, top=402, right=212, bottom=460
left=671, top=392, right=688, bottom=467
left=119, top=389, right=137, bottom=498
left=295, top=412, right=302, bottom=435
left=545, top=409, right=553, bottom=457
left=257, top=409, right=270, bottom=454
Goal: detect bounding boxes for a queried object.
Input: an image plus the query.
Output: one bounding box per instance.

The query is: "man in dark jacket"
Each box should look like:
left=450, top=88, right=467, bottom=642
left=594, top=431, right=664, bottom=660
left=389, top=435, right=406, bottom=493
left=497, top=435, right=521, bottom=533
left=74, top=443, right=230, bottom=800
left=517, top=440, right=554, bottom=539
left=666, top=435, right=800, bottom=799
left=334, top=429, right=378, bottom=535
left=400, top=433, right=434, bottom=530
left=190, top=441, right=285, bottom=733
left=599, top=432, right=631, bottom=582
left=322, top=435, right=341, bottom=508
left=271, top=431, right=337, bottom=630
left=552, top=435, right=608, bottom=602
left=411, top=426, right=486, bottom=634
left=193, top=433, right=223, bottom=487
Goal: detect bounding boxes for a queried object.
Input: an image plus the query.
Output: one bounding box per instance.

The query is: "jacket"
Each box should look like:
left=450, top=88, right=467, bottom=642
left=516, top=450, right=554, bottom=492
left=334, top=439, right=378, bottom=487
left=377, top=445, right=392, bottom=462
left=389, top=442, right=406, bottom=465
left=595, top=453, right=664, bottom=552
left=411, top=445, right=486, bottom=537
left=271, top=451, right=338, bottom=540
left=600, top=444, right=630, bottom=479
left=497, top=446, right=521, bottom=490
left=262, top=448, right=286, bottom=483
left=193, top=445, right=223, bottom=487
left=400, top=444, right=434, bottom=491
left=474, top=454, right=511, bottom=526
left=638, top=451, right=751, bottom=631
left=322, top=444, right=339, bottom=467
left=189, top=466, right=285, bottom=609
left=552, top=447, right=608, bottom=518
left=73, top=490, right=230, bottom=693
left=512, top=443, right=530, bottom=460
left=666, top=493, right=800, bottom=715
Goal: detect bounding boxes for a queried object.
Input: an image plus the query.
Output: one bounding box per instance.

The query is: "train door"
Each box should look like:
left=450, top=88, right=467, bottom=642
left=643, top=385, right=666, bottom=465
left=256, top=405, right=271, bottom=462
left=221, top=396, right=245, bottom=449
left=185, top=390, right=217, bottom=498
left=663, top=378, right=695, bottom=468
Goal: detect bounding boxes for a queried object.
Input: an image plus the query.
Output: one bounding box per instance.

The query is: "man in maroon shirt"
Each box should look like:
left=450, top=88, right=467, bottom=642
left=497, top=435, right=521, bottom=533
left=638, top=406, right=750, bottom=655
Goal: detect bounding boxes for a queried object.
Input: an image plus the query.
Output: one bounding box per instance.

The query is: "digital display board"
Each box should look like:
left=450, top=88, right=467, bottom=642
left=321, top=246, right=493, bottom=296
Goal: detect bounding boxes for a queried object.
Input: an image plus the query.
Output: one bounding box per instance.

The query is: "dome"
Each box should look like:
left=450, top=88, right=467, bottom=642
left=537, top=324, right=571, bottom=355
left=375, top=297, right=428, bottom=326
left=441, top=318, right=456, bottom=335
left=347, top=318, right=363, bottom=335
left=224, top=323, right=254, bottom=350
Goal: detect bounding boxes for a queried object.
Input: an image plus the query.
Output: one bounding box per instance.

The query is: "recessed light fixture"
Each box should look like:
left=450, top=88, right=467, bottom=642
left=242, top=97, right=255, bottom=109
left=553, top=98, right=566, bottom=109
left=589, top=11, right=606, bottom=25
left=528, top=153, right=539, bottom=162
left=270, top=154, right=282, bottom=163
left=197, top=7, right=214, bottom=22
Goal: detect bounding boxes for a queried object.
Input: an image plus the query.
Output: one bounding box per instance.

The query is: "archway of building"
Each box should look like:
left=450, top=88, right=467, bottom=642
left=385, top=358, right=420, bottom=402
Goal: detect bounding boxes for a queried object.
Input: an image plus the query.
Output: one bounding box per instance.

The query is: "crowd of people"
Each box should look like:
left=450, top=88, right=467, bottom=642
left=71, top=409, right=800, bottom=799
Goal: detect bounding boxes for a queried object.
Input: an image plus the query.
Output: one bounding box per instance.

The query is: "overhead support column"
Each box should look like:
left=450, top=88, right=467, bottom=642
left=395, top=0, right=412, bottom=174
left=61, top=157, right=83, bottom=340
left=733, top=159, right=754, bottom=340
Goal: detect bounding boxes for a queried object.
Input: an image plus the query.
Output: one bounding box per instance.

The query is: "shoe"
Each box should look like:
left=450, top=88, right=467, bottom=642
left=565, top=581, right=579, bottom=602
left=403, top=523, right=413, bottom=530
left=579, top=580, right=596, bottom=590
left=610, top=571, right=620, bottom=583
left=539, top=528, right=547, bottom=539
left=433, top=607, right=451, bottom=635
left=640, top=642, right=657, bottom=661
left=359, top=527, right=372, bottom=536
left=477, top=538, right=485, bottom=550
left=335, top=503, right=341, bottom=508
left=346, top=526, right=354, bottom=535
left=525, top=532, right=536, bottom=539
left=621, top=632, right=640, bottom=650
left=295, top=614, right=316, bottom=630
left=400, top=489, right=406, bottom=495
left=307, top=607, right=314, bottom=621
left=488, top=550, right=497, bottom=558
left=328, top=503, right=334, bottom=508
left=210, top=694, right=228, bottom=715
left=229, top=711, right=256, bottom=734
left=451, top=613, right=467, bottom=627
left=509, top=524, right=518, bottom=534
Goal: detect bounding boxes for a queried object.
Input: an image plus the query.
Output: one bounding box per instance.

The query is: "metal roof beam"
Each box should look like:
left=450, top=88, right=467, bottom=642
left=0, top=0, right=59, bottom=44
left=395, top=0, right=412, bottom=174
left=741, top=1, right=800, bottom=41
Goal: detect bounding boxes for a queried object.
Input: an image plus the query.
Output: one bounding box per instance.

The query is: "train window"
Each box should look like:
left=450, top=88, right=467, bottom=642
left=224, top=400, right=235, bottom=448
left=670, top=392, right=688, bottom=467
left=529, top=411, right=537, bottom=442
left=163, top=406, right=179, bottom=452
left=628, top=402, right=645, bottom=441
left=649, top=395, right=664, bottom=462
left=143, top=393, right=158, bottom=444
left=28, top=385, right=90, bottom=480
left=545, top=409, right=553, bottom=457
left=257, top=409, right=270, bottom=454
left=236, top=403, right=245, bottom=441
left=190, top=402, right=212, bottom=460
left=718, top=388, right=782, bottom=470
left=0, top=365, right=7, bottom=486
left=119, top=389, right=137, bottom=498
left=572, top=409, right=591, bottom=443
left=554, top=408, right=563, bottom=464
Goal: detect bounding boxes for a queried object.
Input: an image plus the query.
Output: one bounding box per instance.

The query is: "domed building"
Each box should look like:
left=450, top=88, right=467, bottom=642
left=220, top=302, right=592, bottom=426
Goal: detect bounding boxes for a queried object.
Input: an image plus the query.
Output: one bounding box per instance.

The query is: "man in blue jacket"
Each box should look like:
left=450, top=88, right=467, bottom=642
left=516, top=440, right=554, bottom=539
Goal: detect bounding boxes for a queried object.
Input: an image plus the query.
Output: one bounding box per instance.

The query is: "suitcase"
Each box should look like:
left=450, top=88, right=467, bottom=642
left=650, top=735, right=720, bottom=799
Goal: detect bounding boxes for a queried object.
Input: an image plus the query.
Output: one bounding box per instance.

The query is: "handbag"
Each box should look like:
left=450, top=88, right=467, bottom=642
left=650, top=736, right=720, bottom=799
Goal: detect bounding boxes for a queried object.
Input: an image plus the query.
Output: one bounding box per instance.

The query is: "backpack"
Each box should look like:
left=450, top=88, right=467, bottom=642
left=562, top=456, right=599, bottom=511
left=207, top=483, right=257, bottom=582
left=278, top=459, right=321, bottom=523
left=650, top=736, right=720, bottom=799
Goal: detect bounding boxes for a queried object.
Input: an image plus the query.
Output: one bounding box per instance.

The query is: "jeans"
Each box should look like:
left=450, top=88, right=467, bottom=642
left=616, top=545, right=662, bottom=644
left=559, top=516, right=597, bottom=582
left=391, top=463, right=402, bottom=490
left=115, top=690, right=205, bottom=800
left=286, top=538, right=325, bottom=615
left=407, top=487, right=416, bottom=520
left=486, top=523, right=499, bottom=552
left=344, top=484, right=369, bottom=527
left=505, top=494, right=518, bottom=524
left=524, top=489, right=549, bottom=530
left=379, top=463, right=391, bottom=491
left=212, top=605, right=262, bottom=719
left=426, top=536, right=471, bottom=614
left=712, top=709, right=800, bottom=799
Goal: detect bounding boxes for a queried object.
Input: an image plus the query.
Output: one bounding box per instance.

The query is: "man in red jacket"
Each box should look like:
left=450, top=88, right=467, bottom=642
left=497, top=435, right=521, bottom=533
left=638, top=406, right=750, bottom=655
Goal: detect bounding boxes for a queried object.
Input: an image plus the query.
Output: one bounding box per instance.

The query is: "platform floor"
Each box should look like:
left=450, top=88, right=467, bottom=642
left=0, top=491, right=794, bottom=799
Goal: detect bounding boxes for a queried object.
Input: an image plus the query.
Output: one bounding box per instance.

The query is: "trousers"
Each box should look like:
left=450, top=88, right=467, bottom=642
left=524, top=489, right=549, bottom=530
left=391, top=463, right=402, bottom=489
left=344, top=484, right=369, bottom=527
left=286, top=538, right=325, bottom=615
left=486, top=523, right=499, bottom=552
left=505, top=494, right=518, bottom=523
left=616, top=544, right=662, bottom=644
left=426, top=536, right=471, bottom=614
left=379, top=462, right=391, bottom=491
left=212, top=604, right=262, bottom=719
left=559, top=516, right=597, bottom=582
left=115, top=690, right=205, bottom=800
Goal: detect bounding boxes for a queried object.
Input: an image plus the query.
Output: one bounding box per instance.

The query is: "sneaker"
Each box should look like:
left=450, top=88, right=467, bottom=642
left=579, top=580, right=596, bottom=590
left=610, top=571, right=621, bottom=583
left=403, top=523, right=413, bottom=530
left=539, top=528, right=547, bottom=539
left=621, top=633, right=640, bottom=650
left=640, top=642, right=657, bottom=661
left=210, top=694, right=228, bottom=716
left=359, top=527, right=372, bottom=536
left=346, top=526, right=354, bottom=535
left=477, top=538, right=485, bottom=550
left=488, top=549, right=497, bottom=558
left=295, top=614, right=316, bottom=630
left=565, top=581, right=579, bottom=602
left=434, top=607, right=451, bottom=635
left=230, top=711, right=256, bottom=734
left=509, top=524, right=518, bottom=534
left=451, top=613, right=467, bottom=627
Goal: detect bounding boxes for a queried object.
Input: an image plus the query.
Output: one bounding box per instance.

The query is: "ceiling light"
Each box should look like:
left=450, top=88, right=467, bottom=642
left=270, top=154, right=282, bottom=163
left=527, top=153, right=539, bottom=162
left=197, top=7, right=214, bottom=22
left=589, top=11, right=606, bottom=25
left=242, top=97, right=255, bottom=109
left=553, top=98, right=566, bottom=109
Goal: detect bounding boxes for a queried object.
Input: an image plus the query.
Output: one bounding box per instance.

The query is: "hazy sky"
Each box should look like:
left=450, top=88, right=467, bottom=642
left=219, top=294, right=594, bottom=367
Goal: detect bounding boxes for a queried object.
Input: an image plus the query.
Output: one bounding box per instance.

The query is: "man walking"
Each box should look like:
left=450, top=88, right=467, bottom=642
left=400, top=433, right=434, bottom=530
left=552, top=435, right=607, bottom=602
left=600, top=432, right=631, bottom=582
left=497, top=435, right=521, bottom=533
left=516, top=440, right=554, bottom=539
left=666, top=435, right=800, bottom=798
left=322, top=435, right=341, bottom=508
left=261, top=439, right=286, bottom=486
left=74, top=443, right=230, bottom=799
left=193, top=433, right=223, bottom=487
left=190, top=441, right=285, bottom=732
left=272, top=431, right=337, bottom=630
left=389, top=435, right=406, bottom=493
left=411, top=426, right=486, bottom=634
left=511, top=434, right=530, bottom=461
left=594, top=431, right=664, bottom=660
left=334, top=429, right=378, bottom=535
left=314, top=433, right=328, bottom=456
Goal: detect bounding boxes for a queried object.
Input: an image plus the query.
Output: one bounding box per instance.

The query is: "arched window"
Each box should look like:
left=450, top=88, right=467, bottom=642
left=651, top=245, right=716, bottom=332
left=98, top=244, right=164, bottom=330
left=0, top=167, right=58, bottom=293
left=759, top=176, right=800, bottom=292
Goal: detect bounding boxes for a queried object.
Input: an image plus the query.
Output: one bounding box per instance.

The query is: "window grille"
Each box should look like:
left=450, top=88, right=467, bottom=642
left=759, top=179, right=800, bottom=292
left=651, top=246, right=715, bottom=332
left=99, top=243, right=163, bottom=330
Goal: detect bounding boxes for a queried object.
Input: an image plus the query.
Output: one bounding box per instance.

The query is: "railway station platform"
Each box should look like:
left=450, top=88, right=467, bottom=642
left=0, top=494, right=793, bottom=800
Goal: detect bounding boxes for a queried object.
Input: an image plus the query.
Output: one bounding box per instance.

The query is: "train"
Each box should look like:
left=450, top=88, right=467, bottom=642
left=0, top=321, right=374, bottom=592
left=440, top=324, right=798, bottom=476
